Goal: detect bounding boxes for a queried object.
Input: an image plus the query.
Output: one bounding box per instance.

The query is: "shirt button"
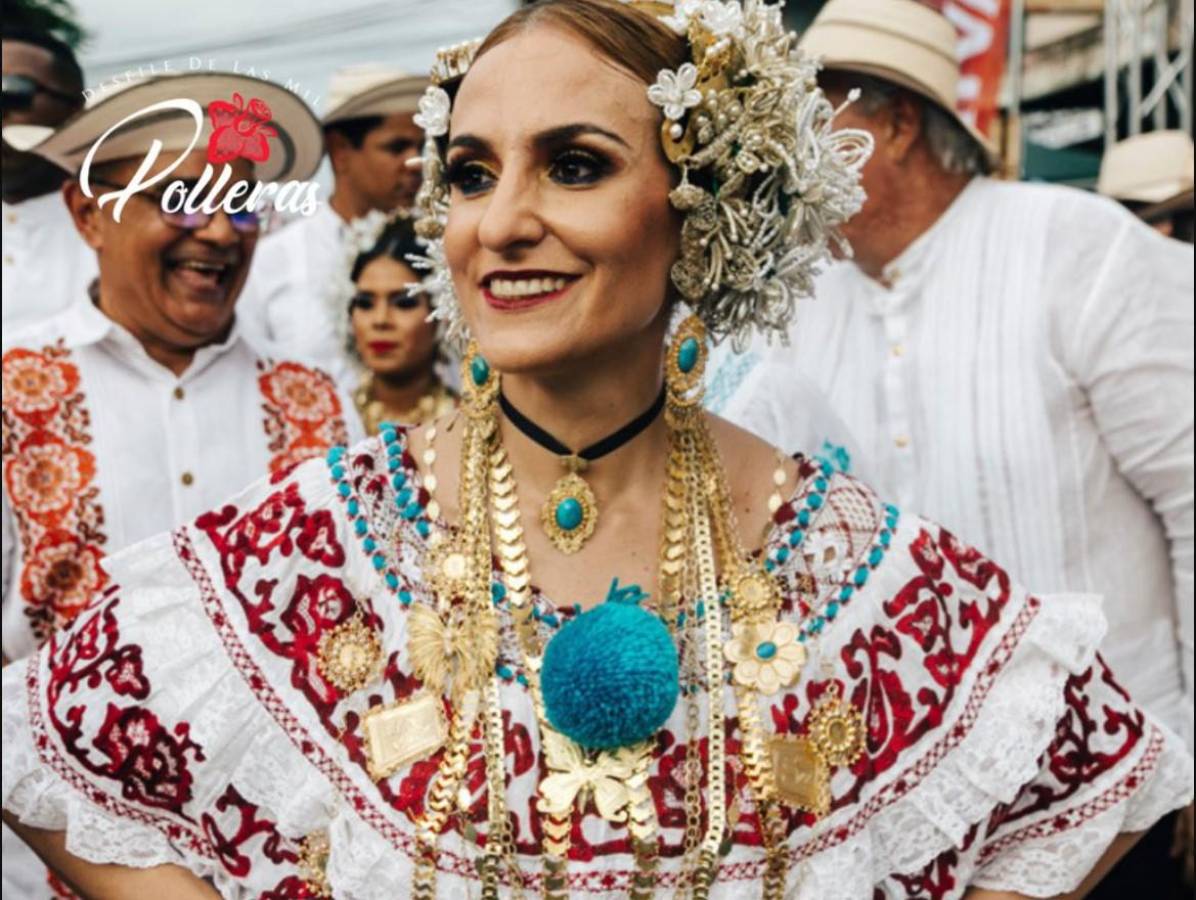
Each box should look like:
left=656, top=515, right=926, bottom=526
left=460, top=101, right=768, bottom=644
left=173, top=386, right=185, bottom=400
left=2, top=254, right=13, bottom=266
left=4, top=212, right=16, bottom=225
left=181, top=471, right=195, bottom=486
left=891, top=344, right=905, bottom=357
left=894, top=435, right=910, bottom=449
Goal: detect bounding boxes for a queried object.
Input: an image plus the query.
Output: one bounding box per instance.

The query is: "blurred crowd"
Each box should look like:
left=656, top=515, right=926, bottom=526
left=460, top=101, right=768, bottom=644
left=2, top=1, right=1192, bottom=896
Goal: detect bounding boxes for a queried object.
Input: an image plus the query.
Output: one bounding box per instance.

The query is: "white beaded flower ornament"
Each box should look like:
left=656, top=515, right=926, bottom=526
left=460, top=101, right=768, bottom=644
left=412, top=0, right=872, bottom=349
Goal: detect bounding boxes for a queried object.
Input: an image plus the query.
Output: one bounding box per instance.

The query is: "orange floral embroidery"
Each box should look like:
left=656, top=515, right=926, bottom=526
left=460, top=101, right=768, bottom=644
left=2, top=343, right=107, bottom=647
left=258, top=360, right=349, bottom=475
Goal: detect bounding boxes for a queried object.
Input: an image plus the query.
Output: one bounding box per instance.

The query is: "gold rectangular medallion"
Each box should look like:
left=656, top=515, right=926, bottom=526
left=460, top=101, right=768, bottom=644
left=769, top=735, right=830, bottom=818
left=363, top=692, right=447, bottom=781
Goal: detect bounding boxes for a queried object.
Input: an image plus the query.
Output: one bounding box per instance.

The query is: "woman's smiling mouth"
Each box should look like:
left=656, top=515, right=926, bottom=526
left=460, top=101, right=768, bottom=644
left=481, top=270, right=580, bottom=311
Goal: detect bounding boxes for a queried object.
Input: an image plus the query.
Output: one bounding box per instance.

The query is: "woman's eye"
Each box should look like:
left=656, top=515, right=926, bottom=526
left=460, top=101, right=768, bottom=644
left=388, top=293, right=422, bottom=310
left=550, top=150, right=609, bottom=186
left=349, top=293, right=375, bottom=312
left=445, top=159, right=495, bottom=196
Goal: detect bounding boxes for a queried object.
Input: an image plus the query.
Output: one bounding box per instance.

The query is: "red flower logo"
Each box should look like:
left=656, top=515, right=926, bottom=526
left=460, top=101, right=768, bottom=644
left=207, top=92, right=278, bottom=165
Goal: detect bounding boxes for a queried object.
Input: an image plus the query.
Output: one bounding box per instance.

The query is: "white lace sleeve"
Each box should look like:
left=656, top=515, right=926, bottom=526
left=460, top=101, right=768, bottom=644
left=1, top=458, right=352, bottom=898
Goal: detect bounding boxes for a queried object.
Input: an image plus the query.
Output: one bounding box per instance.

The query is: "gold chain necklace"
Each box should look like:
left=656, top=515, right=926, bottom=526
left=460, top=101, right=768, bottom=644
left=404, top=325, right=860, bottom=899
left=353, top=372, right=457, bottom=434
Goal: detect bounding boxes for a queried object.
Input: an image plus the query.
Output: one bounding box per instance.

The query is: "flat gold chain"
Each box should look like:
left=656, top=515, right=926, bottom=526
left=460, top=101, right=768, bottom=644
left=412, top=371, right=792, bottom=898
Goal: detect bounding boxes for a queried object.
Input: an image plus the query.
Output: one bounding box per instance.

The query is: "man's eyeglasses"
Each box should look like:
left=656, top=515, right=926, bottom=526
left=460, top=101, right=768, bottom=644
left=1, top=74, right=80, bottom=111
left=90, top=178, right=262, bottom=234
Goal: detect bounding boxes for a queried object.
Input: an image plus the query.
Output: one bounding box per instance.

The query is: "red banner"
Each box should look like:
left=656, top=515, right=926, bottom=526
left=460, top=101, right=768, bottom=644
left=926, top=0, right=1012, bottom=137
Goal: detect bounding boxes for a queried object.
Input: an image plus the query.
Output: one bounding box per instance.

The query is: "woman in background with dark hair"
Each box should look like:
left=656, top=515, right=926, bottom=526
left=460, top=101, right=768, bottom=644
left=347, top=215, right=456, bottom=433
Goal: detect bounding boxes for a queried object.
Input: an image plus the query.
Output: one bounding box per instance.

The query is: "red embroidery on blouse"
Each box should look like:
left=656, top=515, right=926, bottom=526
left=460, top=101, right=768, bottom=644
left=201, top=784, right=300, bottom=878
left=258, top=360, right=349, bottom=475
left=44, top=590, right=203, bottom=816
left=30, top=588, right=305, bottom=888
left=2, top=343, right=109, bottom=646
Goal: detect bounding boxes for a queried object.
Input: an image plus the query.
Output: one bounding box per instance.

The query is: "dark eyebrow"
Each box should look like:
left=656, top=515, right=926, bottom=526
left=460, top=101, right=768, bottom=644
left=447, top=122, right=632, bottom=154
left=534, top=123, right=631, bottom=150
left=447, top=134, right=490, bottom=153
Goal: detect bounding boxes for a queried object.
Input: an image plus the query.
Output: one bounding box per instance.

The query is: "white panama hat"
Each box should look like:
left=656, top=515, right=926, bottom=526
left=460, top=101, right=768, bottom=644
left=322, top=64, right=428, bottom=125
left=798, top=0, right=1000, bottom=168
left=1098, top=130, right=1194, bottom=217
left=1, top=71, right=323, bottom=183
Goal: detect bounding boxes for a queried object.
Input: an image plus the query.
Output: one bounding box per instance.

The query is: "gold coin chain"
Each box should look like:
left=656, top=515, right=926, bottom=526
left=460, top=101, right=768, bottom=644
left=487, top=439, right=578, bottom=897
left=411, top=698, right=479, bottom=900
left=480, top=675, right=525, bottom=899
left=488, top=413, right=669, bottom=898
left=411, top=399, right=497, bottom=899
left=684, top=427, right=729, bottom=898
left=734, top=686, right=787, bottom=900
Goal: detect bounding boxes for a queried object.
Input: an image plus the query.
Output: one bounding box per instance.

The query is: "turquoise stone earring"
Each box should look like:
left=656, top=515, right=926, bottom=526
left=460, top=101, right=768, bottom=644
left=666, top=313, right=708, bottom=411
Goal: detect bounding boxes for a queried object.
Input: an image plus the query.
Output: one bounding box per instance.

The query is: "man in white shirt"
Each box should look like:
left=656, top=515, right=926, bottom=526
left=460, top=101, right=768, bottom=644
left=2, top=71, right=362, bottom=661
left=240, top=66, right=429, bottom=383
left=727, top=0, right=1193, bottom=890
left=1, top=72, right=363, bottom=899
left=1, top=28, right=96, bottom=332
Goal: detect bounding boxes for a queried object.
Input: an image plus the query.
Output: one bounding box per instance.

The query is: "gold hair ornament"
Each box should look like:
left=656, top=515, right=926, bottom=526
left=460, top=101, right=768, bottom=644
left=409, top=0, right=873, bottom=352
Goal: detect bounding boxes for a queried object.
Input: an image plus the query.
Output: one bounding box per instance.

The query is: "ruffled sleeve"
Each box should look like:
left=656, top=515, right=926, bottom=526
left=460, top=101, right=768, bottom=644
left=1, top=453, right=361, bottom=898
left=766, top=469, right=1194, bottom=899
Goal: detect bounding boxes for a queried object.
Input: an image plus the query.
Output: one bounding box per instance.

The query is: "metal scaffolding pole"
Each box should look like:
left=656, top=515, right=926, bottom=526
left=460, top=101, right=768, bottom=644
left=1128, top=0, right=1143, bottom=133
left=1009, top=0, right=1027, bottom=177
left=1106, top=0, right=1120, bottom=147
left=1105, top=0, right=1193, bottom=143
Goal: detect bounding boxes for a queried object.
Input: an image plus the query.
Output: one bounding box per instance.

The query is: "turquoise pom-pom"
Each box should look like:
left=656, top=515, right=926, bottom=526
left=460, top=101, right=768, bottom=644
left=540, top=579, right=679, bottom=751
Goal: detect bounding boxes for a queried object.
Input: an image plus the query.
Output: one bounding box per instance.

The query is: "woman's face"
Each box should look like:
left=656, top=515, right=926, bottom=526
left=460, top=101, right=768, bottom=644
left=443, top=25, right=680, bottom=376
left=350, top=255, right=437, bottom=377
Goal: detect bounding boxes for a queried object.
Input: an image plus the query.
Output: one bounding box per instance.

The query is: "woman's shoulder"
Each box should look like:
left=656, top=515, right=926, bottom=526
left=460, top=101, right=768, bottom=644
left=758, top=460, right=1189, bottom=897
left=1, top=430, right=435, bottom=895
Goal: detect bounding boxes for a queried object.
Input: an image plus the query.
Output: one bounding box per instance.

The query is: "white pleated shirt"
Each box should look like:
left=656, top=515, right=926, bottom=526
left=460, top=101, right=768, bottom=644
left=2, top=192, right=98, bottom=332
left=735, top=176, right=1194, bottom=746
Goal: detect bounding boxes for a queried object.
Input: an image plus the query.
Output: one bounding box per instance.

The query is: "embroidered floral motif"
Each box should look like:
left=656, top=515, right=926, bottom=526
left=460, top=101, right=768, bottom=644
left=258, top=360, right=349, bottom=475
left=2, top=343, right=108, bottom=646
left=45, top=593, right=203, bottom=816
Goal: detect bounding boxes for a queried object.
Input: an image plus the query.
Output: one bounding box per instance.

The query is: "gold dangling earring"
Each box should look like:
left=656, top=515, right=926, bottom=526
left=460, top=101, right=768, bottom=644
left=460, top=340, right=500, bottom=421
left=665, top=312, right=708, bottom=415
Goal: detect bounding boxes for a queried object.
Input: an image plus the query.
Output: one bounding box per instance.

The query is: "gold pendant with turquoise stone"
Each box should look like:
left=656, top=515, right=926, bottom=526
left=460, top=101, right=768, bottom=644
left=541, top=455, right=597, bottom=554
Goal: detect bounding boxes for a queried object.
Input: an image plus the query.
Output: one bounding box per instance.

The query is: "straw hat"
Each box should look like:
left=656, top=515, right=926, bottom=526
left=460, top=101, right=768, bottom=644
left=322, top=64, right=428, bottom=125
left=1098, top=130, right=1194, bottom=217
left=798, top=0, right=999, bottom=167
left=1, top=72, right=322, bottom=183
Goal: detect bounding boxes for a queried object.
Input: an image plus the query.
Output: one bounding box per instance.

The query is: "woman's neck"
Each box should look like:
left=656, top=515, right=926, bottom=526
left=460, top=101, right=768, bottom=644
left=370, top=366, right=438, bottom=414
left=496, top=332, right=671, bottom=501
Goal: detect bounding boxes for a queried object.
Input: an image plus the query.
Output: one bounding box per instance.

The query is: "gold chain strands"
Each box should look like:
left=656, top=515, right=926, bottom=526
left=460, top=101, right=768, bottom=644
left=673, top=425, right=706, bottom=895
left=481, top=675, right=526, bottom=899
left=735, top=685, right=788, bottom=900
left=694, top=419, right=790, bottom=900
left=489, top=397, right=671, bottom=898
left=684, top=427, right=729, bottom=894
left=412, top=696, right=479, bottom=899
left=487, top=443, right=576, bottom=899
left=412, top=353, right=502, bottom=900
